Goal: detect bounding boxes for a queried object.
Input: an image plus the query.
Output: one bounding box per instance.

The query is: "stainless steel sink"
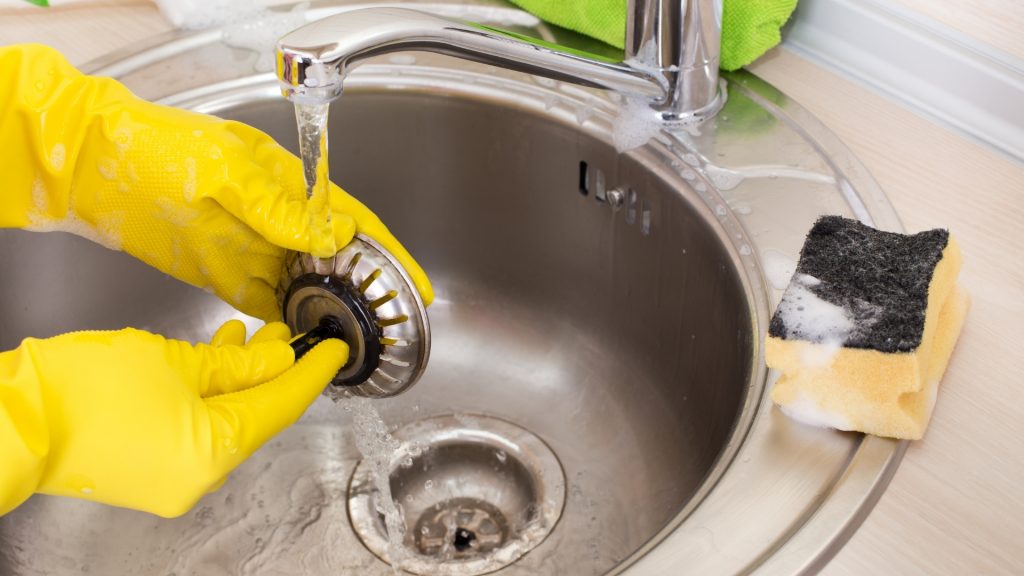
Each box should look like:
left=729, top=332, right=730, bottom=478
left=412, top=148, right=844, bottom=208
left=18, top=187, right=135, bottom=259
left=0, top=2, right=907, bottom=574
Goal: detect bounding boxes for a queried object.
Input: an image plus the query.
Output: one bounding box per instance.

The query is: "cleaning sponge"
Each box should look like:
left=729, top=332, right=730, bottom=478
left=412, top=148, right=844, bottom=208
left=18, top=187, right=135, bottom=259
left=766, top=216, right=968, bottom=439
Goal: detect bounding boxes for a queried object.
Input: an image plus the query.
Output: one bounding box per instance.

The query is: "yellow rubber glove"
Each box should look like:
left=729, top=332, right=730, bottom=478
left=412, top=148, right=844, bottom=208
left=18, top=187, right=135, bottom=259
left=0, top=44, right=433, bottom=320
left=0, top=320, right=347, bottom=518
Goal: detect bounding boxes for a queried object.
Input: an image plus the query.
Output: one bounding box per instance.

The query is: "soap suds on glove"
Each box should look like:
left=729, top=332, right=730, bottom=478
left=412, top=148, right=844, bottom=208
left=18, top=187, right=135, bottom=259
left=50, top=143, right=66, bottom=171
left=26, top=178, right=123, bottom=251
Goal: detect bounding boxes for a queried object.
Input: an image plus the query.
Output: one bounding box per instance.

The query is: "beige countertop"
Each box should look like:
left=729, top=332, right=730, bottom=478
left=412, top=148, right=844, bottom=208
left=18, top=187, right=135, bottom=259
left=2, top=2, right=1022, bottom=574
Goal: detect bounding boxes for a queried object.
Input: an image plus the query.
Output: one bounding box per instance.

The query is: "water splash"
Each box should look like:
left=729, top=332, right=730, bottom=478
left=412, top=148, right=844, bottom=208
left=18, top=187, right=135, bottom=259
left=341, top=396, right=409, bottom=574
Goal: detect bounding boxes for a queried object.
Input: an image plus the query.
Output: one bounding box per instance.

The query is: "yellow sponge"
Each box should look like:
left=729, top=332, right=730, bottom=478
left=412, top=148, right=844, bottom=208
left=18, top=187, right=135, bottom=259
left=766, top=216, right=968, bottom=439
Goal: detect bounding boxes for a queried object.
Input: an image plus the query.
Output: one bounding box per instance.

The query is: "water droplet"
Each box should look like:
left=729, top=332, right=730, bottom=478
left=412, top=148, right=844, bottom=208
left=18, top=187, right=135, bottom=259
left=495, top=450, right=507, bottom=463
left=424, top=480, right=434, bottom=490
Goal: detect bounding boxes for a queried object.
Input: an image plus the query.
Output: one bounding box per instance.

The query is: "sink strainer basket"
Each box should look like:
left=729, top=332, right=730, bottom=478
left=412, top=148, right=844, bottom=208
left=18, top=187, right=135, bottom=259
left=277, top=234, right=430, bottom=398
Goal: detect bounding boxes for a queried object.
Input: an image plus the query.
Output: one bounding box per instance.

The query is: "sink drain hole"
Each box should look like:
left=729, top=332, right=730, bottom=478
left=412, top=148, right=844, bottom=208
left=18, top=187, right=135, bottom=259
left=453, top=528, right=476, bottom=552
left=415, top=498, right=509, bottom=558
left=348, top=414, right=566, bottom=575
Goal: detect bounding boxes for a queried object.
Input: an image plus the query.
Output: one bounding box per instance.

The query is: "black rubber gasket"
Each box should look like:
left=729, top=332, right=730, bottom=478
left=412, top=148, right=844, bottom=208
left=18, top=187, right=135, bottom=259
left=285, top=273, right=382, bottom=386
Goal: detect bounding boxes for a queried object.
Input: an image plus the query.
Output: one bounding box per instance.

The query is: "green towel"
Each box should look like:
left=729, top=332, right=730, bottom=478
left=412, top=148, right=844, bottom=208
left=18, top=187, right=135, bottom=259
left=507, top=0, right=797, bottom=71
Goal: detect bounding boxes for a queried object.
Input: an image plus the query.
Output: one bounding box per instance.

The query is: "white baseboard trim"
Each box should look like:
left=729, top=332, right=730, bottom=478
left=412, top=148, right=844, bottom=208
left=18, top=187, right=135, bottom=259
left=783, top=0, right=1024, bottom=164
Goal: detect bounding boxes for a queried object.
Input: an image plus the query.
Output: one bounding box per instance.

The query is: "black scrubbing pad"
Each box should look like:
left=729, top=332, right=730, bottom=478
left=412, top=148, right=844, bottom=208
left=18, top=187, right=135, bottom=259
left=768, top=216, right=949, bottom=353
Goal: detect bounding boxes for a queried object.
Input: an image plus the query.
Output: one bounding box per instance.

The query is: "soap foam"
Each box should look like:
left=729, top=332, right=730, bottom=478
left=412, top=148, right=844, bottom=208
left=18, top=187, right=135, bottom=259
left=611, top=97, right=662, bottom=153
left=27, top=213, right=123, bottom=252
left=26, top=178, right=123, bottom=251
left=778, top=389, right=852, bottom=431
left=222, top=6, right=307, bottom=73
left=30, top=177, right=51, bottom=215
left=155, top=0, right=307, bottom=72
left=775, top=274, right=855, bottom=344
left=799, top=339, right=842, bottom=368
left=155, top=0, right=247, bottom=29
left=50, top=143, right=66, bottom=171
left=610, top=38, right=667, bottom=153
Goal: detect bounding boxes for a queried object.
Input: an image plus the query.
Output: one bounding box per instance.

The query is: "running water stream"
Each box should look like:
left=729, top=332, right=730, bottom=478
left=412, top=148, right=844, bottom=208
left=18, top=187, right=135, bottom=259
left=293, top=102, right=409, bottom=573
left=294, top=103, right=334, bottom=267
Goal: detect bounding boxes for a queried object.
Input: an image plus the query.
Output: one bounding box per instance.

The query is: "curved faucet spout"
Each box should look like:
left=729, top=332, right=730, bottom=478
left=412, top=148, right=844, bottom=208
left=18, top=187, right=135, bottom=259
left=276, top=7, right=669, bottom=107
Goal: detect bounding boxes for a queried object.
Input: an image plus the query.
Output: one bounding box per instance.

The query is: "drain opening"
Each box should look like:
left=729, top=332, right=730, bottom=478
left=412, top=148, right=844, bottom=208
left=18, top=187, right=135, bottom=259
left=453, top=528, right=476, bottom=551
left=348, top=414, right=566, bottom=575
left=415, top=497, right=509, bottom=558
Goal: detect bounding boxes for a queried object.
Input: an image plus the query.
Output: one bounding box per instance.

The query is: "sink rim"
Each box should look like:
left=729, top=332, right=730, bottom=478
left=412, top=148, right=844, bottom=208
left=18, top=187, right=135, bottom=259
left=73, top=3, right=907, bottom=574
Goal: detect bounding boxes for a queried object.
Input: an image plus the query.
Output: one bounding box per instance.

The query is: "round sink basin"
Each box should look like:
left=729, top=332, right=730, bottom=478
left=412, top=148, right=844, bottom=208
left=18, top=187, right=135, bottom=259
left=0, top=3, right=906, bottom=574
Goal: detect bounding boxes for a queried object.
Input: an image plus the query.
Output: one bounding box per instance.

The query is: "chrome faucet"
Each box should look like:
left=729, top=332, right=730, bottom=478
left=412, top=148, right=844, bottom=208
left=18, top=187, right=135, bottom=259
left=275, top=0, right=723, bottom=122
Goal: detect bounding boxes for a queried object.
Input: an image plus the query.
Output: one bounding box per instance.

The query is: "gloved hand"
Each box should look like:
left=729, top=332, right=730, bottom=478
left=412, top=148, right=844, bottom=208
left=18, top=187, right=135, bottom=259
left=0, top=320, right=346, bottom=518
left=507, top=0, right=798, bottom=71
left=0, top=44, right=433, bottom=321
